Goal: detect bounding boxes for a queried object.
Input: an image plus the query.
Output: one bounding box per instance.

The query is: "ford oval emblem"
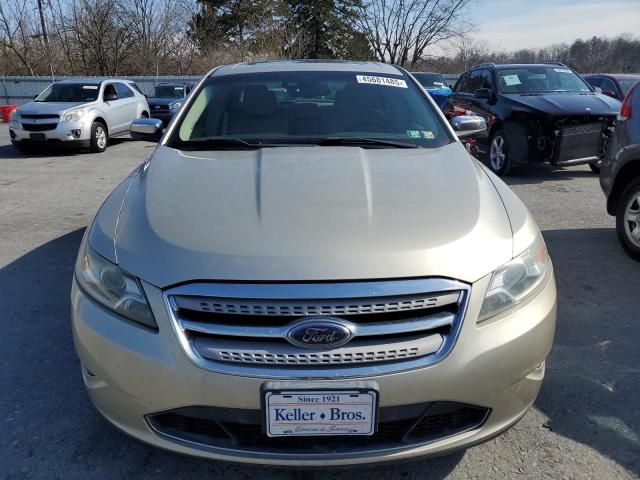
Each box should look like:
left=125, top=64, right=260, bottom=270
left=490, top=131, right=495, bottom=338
left=286, top=318, right=354, bottom=349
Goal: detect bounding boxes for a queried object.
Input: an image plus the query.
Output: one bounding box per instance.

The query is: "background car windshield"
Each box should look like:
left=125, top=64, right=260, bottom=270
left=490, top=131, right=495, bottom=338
left=151, top=85, right=184, bottom=98
left=497, top=67, right=591, bottom=93
left=173, top=71, right=451, bottom=148
left=413, top=73, right=447, bottom=89
left=36, top=83, right=100, bottom=102
left=619, top=79, right=638, bottom=95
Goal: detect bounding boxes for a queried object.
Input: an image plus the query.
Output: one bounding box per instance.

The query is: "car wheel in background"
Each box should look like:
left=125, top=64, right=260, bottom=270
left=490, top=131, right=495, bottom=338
left=616, top=177, right=640, bottom=261
left=90, top=121, right=108, bottom=153
left=488, top=128, right=519, bottom=176
left=589, top=161, right=601, bottom=174
left=141, top=111, right=149, bottom=118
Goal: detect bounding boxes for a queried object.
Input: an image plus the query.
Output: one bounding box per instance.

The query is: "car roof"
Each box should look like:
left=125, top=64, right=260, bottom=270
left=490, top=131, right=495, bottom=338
left=156, top=82, right=192, bottom=86
left=212, top=60, right=402, bottom=77
left=411, top=72, right=444, bottom=76
left=492, top=64, right=571, bottom=70
left=54, top=78, right=133, bottom=84
left=585, top=73, right=640, bottom=80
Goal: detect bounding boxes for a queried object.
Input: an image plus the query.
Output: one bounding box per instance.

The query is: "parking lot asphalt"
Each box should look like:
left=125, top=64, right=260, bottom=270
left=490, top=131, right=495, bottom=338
left=1, top=129, right=638, bottom=480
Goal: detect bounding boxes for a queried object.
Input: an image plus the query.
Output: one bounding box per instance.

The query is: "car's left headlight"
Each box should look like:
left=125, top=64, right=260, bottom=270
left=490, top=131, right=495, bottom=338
left=62, top=107, right=86, bottom=122
left=479, top=234, right=550, bottom=321
left=169, top=102, right=181, bottom=110
left=75, top=239, right=157, bottom=329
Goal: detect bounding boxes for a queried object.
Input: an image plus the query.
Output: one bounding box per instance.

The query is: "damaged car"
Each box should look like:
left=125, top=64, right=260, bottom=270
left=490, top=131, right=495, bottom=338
left=445, top=63, right=621, bottom=175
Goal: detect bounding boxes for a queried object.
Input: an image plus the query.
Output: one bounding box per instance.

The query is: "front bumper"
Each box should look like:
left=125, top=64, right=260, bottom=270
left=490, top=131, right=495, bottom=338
left=149, top=110, right=175, bottom=125
left=71, top=270, right=556, bottom=466
left=9, top=118, right=92, bottom=146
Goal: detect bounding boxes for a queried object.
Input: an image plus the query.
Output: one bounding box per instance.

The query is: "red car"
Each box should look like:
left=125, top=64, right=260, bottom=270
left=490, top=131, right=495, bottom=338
left=583, top=74, right=640, bottom=101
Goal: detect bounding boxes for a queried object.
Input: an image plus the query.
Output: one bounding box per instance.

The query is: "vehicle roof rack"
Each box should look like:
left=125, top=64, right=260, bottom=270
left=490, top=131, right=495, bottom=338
left=470, top=63, right=496, bottom=69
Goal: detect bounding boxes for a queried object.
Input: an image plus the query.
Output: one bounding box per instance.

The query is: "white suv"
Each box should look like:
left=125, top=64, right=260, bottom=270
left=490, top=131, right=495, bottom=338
left=9, top=79, right=149, bottom=153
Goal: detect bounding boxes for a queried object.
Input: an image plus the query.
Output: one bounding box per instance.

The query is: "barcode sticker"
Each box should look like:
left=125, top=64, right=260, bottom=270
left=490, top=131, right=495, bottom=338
left=356, top=75, right=407, bottom=88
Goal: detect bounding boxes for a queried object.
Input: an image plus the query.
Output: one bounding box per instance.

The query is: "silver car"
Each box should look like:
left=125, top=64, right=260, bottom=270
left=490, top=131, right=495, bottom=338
left=72, top=61, right=557, bottom=466
left=9, top=79, right=149, bottom=153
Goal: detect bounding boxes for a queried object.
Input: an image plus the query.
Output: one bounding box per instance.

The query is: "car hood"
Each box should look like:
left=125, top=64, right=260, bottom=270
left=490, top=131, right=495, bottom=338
left=147, top=98, right=180, bottom=107
left=18, top=101, right=89, bottom=115
left=508, top=93, right=620, bottom=116
left=110, top=142, right=514, bottom=287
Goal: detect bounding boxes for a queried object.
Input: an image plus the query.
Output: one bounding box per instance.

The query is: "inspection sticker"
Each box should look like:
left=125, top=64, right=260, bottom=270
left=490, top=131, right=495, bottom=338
left=356, top=75, right=407, bottom=88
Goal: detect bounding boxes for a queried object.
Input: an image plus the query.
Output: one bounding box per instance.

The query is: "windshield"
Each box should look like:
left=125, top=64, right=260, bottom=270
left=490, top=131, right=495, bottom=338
left=497, top=67, right=591, bottom=94
left=413, top=73, right=448, bottom=89
left=150, top=85, right=185, bottom=98
left=35, top=83, right=100, bottom=102
left=619, top=79, right=638, bottom=96
left=170, top=71, right=452, bottom=149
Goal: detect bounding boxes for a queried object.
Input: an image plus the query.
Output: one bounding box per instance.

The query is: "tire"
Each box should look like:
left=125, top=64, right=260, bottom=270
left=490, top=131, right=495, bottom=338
left=141, top=111, right=149, bottom=118
left=616, top=177, right=640, bottom=261
left=90, top=121, right=108, bottom=153
left=489, top=123, right=529, bottom=176
left=589, top=161, right=601, bottom=174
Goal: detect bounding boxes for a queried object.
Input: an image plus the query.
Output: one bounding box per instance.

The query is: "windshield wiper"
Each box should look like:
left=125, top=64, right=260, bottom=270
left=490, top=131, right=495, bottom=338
left=314, top=137, right=419, bottom=148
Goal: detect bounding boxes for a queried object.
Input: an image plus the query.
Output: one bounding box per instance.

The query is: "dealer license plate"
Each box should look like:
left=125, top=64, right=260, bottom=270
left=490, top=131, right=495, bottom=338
left=265, top=390, right=377, bottom=437
left=29, top=133, right=46, bottom=142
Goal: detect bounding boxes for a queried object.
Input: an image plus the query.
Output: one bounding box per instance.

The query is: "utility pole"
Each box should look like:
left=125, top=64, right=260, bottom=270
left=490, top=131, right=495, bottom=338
left=36, top=0, right=54, bottom=79
left=36, top=0, right=49, bottom=49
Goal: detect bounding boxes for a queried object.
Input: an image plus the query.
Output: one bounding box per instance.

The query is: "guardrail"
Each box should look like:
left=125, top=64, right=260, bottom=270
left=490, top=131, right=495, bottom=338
left=1, top=74, right=462, bottom=105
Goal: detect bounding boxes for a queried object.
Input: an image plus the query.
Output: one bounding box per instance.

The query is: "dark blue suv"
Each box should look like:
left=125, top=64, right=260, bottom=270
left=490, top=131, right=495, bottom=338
left=445, top=63, right=621, bottom=175
left=147, top=83, right=194, bottom=126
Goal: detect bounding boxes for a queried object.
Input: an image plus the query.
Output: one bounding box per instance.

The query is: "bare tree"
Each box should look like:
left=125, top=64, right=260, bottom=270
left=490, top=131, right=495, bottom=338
left=0, top=0, right=38, bottom=75
left=357, top=0, right=472, bottom=68
left=450, top=35, right=490, bottom=71
left=69, top=0, right=135, bottom=75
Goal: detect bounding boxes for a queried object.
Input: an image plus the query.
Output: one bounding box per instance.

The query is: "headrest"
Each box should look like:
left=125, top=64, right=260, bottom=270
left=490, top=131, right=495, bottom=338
left=242, top=85, right=276, bottom=116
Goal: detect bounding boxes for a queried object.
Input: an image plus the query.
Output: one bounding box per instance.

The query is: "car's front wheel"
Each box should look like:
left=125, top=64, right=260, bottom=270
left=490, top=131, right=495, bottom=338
left=90, top=121, right=108, bottom=153
left=489, top=129, right=515, bottom=176
left=616, top=177, right=640, bottom=261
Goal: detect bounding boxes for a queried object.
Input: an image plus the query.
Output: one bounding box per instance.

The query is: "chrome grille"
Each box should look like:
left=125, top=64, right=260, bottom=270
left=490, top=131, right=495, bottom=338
left=164, top=279, right=469, bottom=378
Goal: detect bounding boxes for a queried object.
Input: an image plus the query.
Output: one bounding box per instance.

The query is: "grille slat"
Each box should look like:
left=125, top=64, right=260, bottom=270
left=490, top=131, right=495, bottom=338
left=22, top=123, right=57, bottom=131
left=193, top=334, right=441, bottom=366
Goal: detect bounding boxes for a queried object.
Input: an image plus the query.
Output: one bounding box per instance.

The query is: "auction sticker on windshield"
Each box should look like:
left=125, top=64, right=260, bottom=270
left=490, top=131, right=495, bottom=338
left=265, top=390, right=377, bottom=437
left=356, top=75, right=407, bottom=88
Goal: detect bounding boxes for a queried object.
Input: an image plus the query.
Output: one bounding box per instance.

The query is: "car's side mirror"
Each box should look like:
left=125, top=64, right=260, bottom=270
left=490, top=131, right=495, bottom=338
left=104, top=92, right=118, bottom=101
left=450, top=115, right=487, bottom=139
left=474, top=88, right=491, bottom=99
left=602, top=90, right=618, bottom=99
left=130, top=118, right=163, bottom=142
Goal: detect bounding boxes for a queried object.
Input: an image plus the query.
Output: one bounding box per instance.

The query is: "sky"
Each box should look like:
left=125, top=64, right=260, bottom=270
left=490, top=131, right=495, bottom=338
left=465, top=0, right=640, bottom=51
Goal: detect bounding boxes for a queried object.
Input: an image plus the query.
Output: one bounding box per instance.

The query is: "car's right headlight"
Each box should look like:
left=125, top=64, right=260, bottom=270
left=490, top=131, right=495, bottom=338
left=9, top=109, right=19, bottom=121
left=75, top=239, right=157, bottom=329
left=62, top=107, right=86, bottom=122
left=479, top=234, right=550, bottom=321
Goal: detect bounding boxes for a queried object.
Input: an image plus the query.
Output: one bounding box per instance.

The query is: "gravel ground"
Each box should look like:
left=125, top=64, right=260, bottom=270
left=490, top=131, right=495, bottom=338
left=1, top=129, right=638, bottom=480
